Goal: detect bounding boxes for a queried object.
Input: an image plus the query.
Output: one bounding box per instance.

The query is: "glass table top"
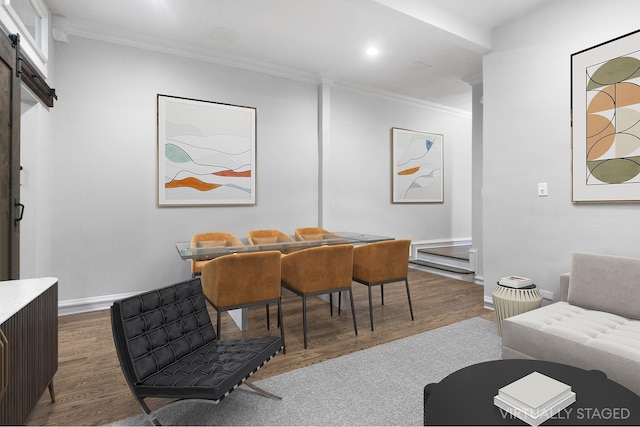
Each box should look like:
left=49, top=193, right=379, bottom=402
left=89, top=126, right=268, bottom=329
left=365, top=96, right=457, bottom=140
left=176, top=232, right=393, bottom=260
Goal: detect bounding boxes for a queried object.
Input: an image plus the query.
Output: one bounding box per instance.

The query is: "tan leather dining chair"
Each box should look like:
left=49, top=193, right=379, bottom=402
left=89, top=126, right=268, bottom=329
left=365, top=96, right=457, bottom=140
left=281, top=244, right=357, bottom=349
left=200, top=251, right=285, bottom=351
left=247, top=229, right=297, bottom=253
left=191, top=232, right=243, bottom=278
left=294, top=227, right=331, bottom=241
left=352, top=239, right=414, bottom=331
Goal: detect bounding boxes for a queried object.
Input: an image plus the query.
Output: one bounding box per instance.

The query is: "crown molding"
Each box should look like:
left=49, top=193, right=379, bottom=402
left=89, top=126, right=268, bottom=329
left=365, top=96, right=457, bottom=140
left=332, top=81, right=472, bottom=118
left=66, top=26, right=320, bottom=86
left=64, top=26, right=470, bottom=117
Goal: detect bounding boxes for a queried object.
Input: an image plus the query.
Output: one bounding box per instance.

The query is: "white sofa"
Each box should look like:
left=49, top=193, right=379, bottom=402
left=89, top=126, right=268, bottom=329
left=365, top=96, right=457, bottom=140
left=501, top=252, right=640, bottom=395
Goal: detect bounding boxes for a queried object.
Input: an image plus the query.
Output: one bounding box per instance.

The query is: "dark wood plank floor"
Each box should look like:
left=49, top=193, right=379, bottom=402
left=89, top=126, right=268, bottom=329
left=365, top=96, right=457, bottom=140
left=26, top=269, right=494, bottom=426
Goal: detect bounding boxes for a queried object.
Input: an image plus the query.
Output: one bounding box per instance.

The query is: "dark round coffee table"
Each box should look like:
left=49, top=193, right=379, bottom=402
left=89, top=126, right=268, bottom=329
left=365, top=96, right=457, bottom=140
left=424, top=359, right=640, bottom=425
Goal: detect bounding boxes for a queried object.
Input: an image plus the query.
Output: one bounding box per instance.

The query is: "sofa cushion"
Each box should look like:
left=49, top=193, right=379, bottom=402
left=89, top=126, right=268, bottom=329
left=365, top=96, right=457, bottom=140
left=502, top=301, right=640, bottom=395
left=569, top=253, right=640, bottom=319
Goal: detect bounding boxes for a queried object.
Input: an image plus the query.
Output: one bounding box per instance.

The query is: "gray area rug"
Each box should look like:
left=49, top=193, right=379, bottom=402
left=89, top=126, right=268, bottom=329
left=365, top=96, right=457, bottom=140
left=114, top=317, right=501, bottom=426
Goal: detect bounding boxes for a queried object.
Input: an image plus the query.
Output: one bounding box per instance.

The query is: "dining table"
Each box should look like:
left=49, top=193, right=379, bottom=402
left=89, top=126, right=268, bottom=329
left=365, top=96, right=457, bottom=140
left=175, top=231, right=394, bottom=261
left=175, top=232, right=395, bottom=331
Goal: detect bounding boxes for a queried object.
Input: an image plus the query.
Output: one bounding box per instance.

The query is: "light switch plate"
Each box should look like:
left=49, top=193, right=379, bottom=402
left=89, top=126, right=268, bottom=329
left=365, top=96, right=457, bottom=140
left=538, top=182, right=548, bottom=196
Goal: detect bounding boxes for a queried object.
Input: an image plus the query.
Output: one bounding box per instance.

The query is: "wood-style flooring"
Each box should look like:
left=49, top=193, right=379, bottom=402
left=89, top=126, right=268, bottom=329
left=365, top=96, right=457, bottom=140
left=25, top=269, right=494, bottom=426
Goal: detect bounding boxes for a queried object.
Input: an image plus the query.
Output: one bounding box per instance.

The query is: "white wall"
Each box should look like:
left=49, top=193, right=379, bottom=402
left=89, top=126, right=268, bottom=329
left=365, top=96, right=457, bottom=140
left=20, top=25, right=56, bottom=281
left=50, top=37, right=319, bottom=301
left=471, top=82, right=483, bottom=279
left=20, top=101, right=56, bottom=279
left=20, top=34, right=472, bottom=307
left=325, top=86, right=472, bottom=240
left=483, top=0, right=640, bottom=301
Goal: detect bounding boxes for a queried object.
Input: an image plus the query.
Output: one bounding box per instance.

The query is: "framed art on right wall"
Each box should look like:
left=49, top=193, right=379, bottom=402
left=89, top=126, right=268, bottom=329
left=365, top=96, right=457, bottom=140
left=571, top=29, right=640, bottom=203
left=391, top=127, right=444, bottom=203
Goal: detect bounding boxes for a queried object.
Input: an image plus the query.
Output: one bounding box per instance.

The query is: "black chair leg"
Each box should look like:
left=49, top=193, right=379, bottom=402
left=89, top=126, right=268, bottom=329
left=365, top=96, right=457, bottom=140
left=338, top=291, right=342, bottom=315
left=302, top=295, right=308, bottom=349
left=405, top=278, right=414, bottom=321
left=278, top=299, right=286, bottom=354
left=368, top=285, right=374, bottom=331
left=381, top=284, right=385, bottom=305
left=266, top=304, right=271, bottom=330
left=349, top=288, right=358, bottom=336
left=329, top=293, right=333, bottom=317
left=216, top=311, right=222, bottom=338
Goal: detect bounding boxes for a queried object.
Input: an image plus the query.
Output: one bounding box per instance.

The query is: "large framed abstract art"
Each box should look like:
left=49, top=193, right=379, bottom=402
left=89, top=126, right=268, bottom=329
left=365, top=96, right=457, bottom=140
left=391, top=127, right=444, bottom=203
left=571, top=29, right=640, bottom=203
left=157, top=95, right=256, bottom=206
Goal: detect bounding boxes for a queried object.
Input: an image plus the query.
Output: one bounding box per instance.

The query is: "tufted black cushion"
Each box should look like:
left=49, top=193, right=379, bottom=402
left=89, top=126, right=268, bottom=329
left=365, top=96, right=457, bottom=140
left=112, top=278, right=282, bottom=403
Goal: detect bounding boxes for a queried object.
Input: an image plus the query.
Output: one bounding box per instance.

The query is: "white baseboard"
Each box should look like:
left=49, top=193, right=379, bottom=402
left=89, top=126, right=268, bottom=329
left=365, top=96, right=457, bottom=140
left=58, top=291, right=142, bottom=316
left=484, top=294, right=494, bottom=310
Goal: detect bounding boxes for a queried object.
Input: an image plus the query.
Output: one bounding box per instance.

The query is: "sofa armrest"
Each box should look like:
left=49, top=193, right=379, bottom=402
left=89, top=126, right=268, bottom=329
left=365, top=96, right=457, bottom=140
left=560, top=273, right=570, bottom=302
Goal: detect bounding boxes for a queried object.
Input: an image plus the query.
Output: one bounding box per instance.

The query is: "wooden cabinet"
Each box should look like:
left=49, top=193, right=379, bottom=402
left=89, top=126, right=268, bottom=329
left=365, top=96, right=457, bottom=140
left=0, top=277, right=58, bottom=424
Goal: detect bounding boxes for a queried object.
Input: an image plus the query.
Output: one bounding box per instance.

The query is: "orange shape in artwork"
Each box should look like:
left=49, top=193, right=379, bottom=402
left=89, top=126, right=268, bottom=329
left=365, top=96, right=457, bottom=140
left=213, top=169, right=251, bottom=177
left=398, top=166, right=420, bottom=175
left=615, top=82, right=640, bottom=108
left=587, top=86, right=615, bottom=114
left=165, top=177, right=222, bottom=191
left=586, top=114, right=615, bottom=160
left=588, top=83, right=640, bottom=114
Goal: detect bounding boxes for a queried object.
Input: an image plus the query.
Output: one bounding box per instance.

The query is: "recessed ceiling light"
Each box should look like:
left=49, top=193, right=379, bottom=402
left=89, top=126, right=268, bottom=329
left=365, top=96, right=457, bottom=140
left=366, top=46, right=380, bottom=57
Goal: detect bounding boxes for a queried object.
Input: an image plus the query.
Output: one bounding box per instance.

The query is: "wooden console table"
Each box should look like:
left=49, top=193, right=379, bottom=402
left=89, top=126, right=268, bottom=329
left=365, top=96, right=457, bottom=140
left=0, top=277, right=58, bottom=424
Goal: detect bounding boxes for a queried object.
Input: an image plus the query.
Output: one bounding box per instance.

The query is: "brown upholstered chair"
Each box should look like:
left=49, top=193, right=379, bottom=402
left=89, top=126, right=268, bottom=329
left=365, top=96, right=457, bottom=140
left=191, top=232, right=243, bottom=277
left=294, top=227, right=331, bottom=241
left=247, top=229, right=297, bottom=253
left=281, top=244, right=357, bottom=349
left=201, top=251, right=285, bottom=350
left=352, top=239, right=414, bottom=331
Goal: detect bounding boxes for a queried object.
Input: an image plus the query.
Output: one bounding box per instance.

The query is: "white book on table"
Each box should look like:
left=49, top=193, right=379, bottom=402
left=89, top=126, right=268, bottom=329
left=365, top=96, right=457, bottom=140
left=494, top=392, right=576, bottom=426
left=493, top=371, right=576, bottom=426
left=499, top=275, right=533, bottom=288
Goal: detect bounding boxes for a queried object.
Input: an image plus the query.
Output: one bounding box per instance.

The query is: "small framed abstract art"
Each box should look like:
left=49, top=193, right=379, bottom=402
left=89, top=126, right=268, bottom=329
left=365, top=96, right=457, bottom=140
left=157, top=95, right=256, bottom=206
left=391, top=127, right=444, bottom=203
left=571, top=29, right=640, bottom=203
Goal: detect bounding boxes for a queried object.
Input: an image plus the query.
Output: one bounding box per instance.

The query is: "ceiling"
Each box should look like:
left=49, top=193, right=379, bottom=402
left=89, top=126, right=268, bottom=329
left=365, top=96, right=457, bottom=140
left=44, top=0, right=551, bottom=112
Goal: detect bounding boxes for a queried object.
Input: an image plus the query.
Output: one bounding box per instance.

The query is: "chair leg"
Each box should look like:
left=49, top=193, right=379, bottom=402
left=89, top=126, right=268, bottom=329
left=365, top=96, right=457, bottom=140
left=244, top=381, right=283, bottom=400
left=278, top=299, right=286, bottom=354
left=329, top=293, right=333, bottom=317
left=266, top=304, right=271, bottom=330
left=381, top=284, right=385, bottom=305
left=349, top=288, right=358, bottom=336
left=302, top=295, right=308, bottom=349
left=338, top=291, right=342, bottom=315
left=405, top=278, right=414, bottom=321
left=216, top=311, right=222, bottom=339
left=135, top=395, right=162, bottom=426
left=368, top=285, right=374, bottom=331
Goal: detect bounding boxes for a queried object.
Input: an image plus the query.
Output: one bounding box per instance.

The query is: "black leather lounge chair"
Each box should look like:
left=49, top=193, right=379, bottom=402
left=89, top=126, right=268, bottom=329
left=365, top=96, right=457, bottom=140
left=111, top=277, right=283, bottom=425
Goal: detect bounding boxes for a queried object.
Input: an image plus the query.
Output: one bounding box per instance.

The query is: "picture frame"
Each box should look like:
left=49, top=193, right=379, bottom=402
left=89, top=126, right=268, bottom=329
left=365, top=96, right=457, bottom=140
left=157, top=94, right=256, bottom=206
left=571, top=29, right=640, bottom=203
left=391, top=127, right=444, bottom=203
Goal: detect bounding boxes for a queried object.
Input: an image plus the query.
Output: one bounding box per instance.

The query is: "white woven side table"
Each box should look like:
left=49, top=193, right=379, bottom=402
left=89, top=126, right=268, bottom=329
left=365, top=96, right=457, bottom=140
left=492, top=284, right=542, bottom=336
